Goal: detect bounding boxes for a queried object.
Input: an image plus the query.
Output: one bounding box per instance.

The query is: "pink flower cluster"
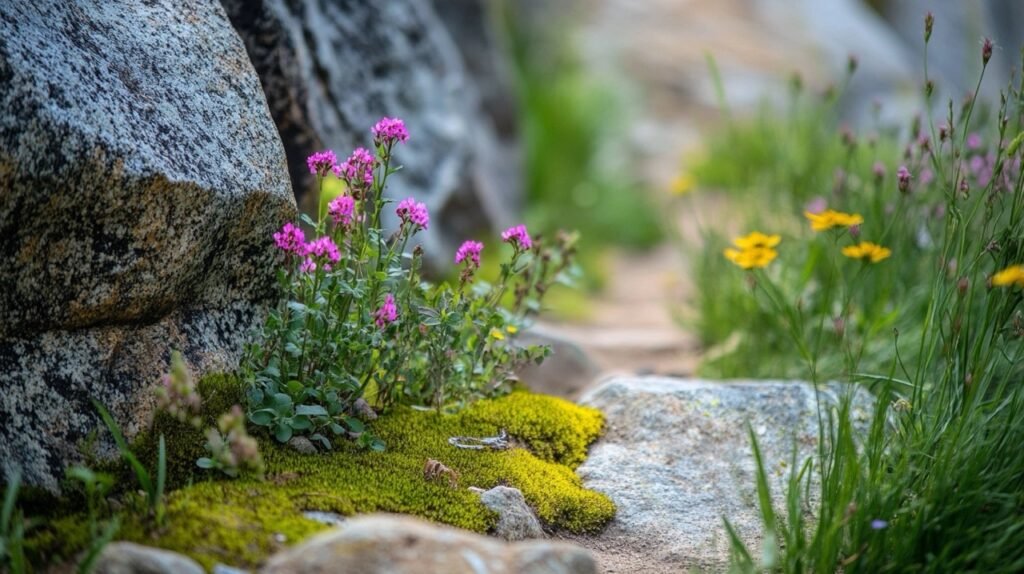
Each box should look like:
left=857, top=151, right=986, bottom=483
left=335, top=147, right=376, bottom=187
left=273, top=223, right=342, bottom=272
left=306, top=150, right=338, bottom=176
left=375, top=293, right=398, bottom=327
left=396, top=197, right=429, bottom=229
left=328, top=195, right=356, bottom=226
left=455, top=240, right=483, bottom=268
left=372, top=117, right=409, bottom=146
left=305, top=236, right=341, bottom=263
left=501, top=224, right=532, bottom=251
left=273, top=222, right=306, bottom=254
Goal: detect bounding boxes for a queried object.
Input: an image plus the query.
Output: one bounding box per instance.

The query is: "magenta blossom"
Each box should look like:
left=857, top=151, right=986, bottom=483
left=396, top=197, right=429, bottom=229
left=967, top=133, right=982, bottom=150
left=328, top=195, right=356, bottom=226
left=501, top=224, right=532, bottom=251
left=374, top=294, right=398, bottom=327
left=372, top=117, right=409, bottom=146
left=299, top=258, right=317, bottom=274
left=304, top=236, right=341, bottom=266
left=872, top=161, right=886, bottom=181
left=306, top=150, right=338, bottom=176
left=334, top=147, right=376, bottom=187
left=897, top=165, right=912, bottom=193
left=455, top=240, right=484, bottom=268
left=273, top=222, right=306, bottom=254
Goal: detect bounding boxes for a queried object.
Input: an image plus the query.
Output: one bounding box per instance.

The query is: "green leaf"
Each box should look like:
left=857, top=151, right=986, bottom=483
left=272, top=393, right=293, bottom=411
left=249, top=409, right=275, bottom=426
left=93, top=401, right=153, bottom=497
left=310, top=433, right=332, bottom=450
left=290, top=416, right=313, bottom=431
left=196, top=457, right=215, bottom=469
left=286, top=380, right=305, bottom=396
left=274, top=424, right=294, bottom=443
left=295, top=404, right=329, bottom=417
left=1, top=468, right=20, bottom=533
left=343, top=417, right=365, bottom=433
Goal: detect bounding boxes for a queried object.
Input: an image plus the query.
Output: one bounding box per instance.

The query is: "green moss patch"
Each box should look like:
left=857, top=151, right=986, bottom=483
left=28, top=377, right=614, bottom=570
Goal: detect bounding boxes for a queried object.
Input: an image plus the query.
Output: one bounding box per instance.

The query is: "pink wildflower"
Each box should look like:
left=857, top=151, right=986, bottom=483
left=304, top=236, right=341, bottom=266
left=300, top=258, right=317, bottom=273
left=501, top=224, right=532, bottom=251
left=396, top=197, right=430, bottom=229
left=805, top=196, right=827, bottom=215
left=897, top=165, right=912, bottom=193
left=455, top=240, right=484, bottom=268
left=306, top=150, right=338, bottom=176
left=328, top=195, right=356, bottom=226
left=273, top=222, right=306, bottom=254
left=967, top=133, right=982, bottom=150
left=334, top=147, right=376, bottom=187
left=372, top=117, right=409, bottom=146
left=872, top=161, right=886, bottom=181
left=374, top=294, right=398, bottom=328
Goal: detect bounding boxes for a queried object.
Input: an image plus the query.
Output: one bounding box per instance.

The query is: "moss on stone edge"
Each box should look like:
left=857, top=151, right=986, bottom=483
left=29, top=375, right=614, bottom=570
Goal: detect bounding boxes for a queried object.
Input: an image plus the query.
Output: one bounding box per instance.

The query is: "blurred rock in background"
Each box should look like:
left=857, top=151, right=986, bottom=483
left=221, top=0, right=520, bottom=265
left=555, top=0, right=1024, bottom=188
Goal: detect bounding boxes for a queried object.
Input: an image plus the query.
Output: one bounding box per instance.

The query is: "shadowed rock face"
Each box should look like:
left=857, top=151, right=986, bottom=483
left=0, top=0, right=295, bottom=490
left=220, top=0, right=518, bottom=262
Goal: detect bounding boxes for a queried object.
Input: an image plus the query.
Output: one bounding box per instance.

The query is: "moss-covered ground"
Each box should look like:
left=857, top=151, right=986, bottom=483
left=26, top=375, right=614, bottom=571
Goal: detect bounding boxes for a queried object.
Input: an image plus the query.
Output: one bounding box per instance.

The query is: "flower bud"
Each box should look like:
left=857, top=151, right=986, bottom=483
left=957, top=276, right=970, bottom=296
left=924, top=12, right=934, bottom=43
left=847, top=54, right=859, bottom=75
left=982, top=38, right=993, bottom=65
left=833, top=316, right=846, bottom=339
left=873, top=161, right=886, bottom=182
left=897, top=166, right=912, bottom=193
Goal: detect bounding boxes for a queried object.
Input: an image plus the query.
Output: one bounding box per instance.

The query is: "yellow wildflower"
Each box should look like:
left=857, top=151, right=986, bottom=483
left=733, top=231, right=781, bottom=250
left=842, top=241, right=891, bottom=263
left=992, top=264, right=1024, bottom=288
left=805, top=209, right=864, bottom=231
left=506, top=325, right=519, bottom=335
left=489, top=328, right=506, bottom=341
left=671, top=173, right=695, bottom=196
left=724, top=246, right=778, bottom=269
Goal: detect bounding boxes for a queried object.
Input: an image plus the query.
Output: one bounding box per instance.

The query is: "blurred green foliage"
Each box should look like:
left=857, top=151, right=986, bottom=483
left=499, top=3, right=665, bottom=272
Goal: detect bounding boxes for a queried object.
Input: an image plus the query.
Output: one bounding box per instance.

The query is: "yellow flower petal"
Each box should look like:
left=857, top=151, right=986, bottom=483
left=489, top=328, right=505, bottom=340
left=733, top=231, right=782, bottom=250
left=842, top=241, right=890, bottom=263
left=992, top=265, right=1024, bottom=287
left=671, top=173, right=695, bottom=196
left=506, top=325, right=519, bottom=334
left=725, top=246, right=777, bottom=269
left=805, top=209, right=863, bottom=231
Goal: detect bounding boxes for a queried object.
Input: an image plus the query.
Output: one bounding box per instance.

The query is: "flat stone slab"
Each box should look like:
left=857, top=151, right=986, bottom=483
left=574, top=376, right=873, bottom=573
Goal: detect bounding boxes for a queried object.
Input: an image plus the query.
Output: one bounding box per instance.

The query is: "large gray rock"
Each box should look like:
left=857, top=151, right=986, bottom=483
left=0, top=0, right=294, bottom=490
left=91, top=542, right=205, bottom=574
left=220, top=0, right=518, bottom=260
left=261, top=513, right=595, bottom=574
left=573, top=376, right=873, bottom=573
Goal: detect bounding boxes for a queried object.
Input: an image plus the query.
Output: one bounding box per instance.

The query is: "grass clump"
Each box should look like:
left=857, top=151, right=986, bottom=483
left=27, top=376, right=613, bottom=571
left=683, top=16, right=1024, bottom=574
